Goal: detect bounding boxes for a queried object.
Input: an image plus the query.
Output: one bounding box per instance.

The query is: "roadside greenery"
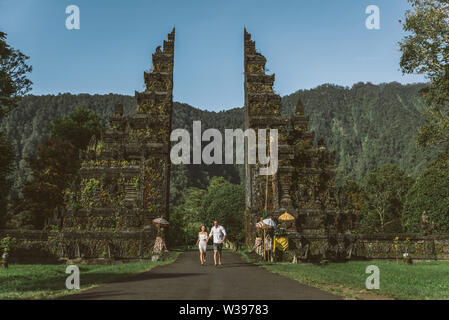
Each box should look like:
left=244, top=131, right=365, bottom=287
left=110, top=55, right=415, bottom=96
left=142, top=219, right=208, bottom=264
left=0, top=251, right=180, bottom=299
left=239, top=250, right=449, bottom=300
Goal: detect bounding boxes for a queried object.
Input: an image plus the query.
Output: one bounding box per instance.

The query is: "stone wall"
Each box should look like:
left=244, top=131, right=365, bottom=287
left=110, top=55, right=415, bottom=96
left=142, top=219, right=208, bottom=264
left=285, top=233, right=449, bottom=261
left=0, top=228, right=157, bottom=263
left=357, top=234, right=449, bottom=260
left=3, top=229, right=449, bottom=263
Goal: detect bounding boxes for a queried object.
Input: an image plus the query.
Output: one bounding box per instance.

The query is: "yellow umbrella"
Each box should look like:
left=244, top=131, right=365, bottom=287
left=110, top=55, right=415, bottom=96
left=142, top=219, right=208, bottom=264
left=273, top=237, right=289, bottom=252
left=278, top=211, right=295, bottom=222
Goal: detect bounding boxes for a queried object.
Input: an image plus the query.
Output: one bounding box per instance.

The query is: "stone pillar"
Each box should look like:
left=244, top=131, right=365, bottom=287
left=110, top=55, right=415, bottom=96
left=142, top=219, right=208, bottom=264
left=243, top=29, right=289, bottom=246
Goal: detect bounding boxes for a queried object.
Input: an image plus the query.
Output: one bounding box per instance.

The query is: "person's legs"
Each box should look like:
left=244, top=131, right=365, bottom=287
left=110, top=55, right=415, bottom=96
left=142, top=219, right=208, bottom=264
left=213, top=243, right=218, bottom=266
left=218, top=243, right=223, bottom=265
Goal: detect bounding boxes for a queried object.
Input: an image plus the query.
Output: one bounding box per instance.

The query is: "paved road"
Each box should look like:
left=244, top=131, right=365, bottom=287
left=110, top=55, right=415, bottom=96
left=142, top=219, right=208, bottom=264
left=61, top=251, right=340, bottom=300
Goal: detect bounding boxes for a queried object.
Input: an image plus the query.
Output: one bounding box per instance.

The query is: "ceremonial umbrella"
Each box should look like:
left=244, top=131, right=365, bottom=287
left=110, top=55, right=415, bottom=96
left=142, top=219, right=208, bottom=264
left=262, top=218, right=276, bottom=228
left=152, top=217, right=170, bottom=227
left=278, top=212, right=295, bottom=222
left=255, top=221, right=264, bottom=230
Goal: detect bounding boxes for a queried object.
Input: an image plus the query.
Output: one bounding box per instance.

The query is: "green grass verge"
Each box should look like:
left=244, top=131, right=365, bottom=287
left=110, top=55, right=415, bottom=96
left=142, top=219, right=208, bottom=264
left=238, top=251, right=449, bottom=300
left=0, top=251, right=181, bottom=300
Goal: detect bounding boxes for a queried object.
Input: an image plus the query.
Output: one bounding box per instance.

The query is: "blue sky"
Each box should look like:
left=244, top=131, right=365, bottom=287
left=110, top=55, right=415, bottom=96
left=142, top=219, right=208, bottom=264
left=0, top=0, right=425, bottom=111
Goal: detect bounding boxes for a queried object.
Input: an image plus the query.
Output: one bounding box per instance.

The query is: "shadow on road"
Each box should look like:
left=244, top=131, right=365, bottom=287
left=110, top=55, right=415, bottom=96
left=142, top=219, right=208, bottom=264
left=114, top=272, right=204, bottom=283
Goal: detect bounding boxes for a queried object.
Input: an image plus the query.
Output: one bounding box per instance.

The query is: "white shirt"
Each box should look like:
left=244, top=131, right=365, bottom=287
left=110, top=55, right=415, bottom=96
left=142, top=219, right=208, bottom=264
left=209, top=225, right=227, bottom=244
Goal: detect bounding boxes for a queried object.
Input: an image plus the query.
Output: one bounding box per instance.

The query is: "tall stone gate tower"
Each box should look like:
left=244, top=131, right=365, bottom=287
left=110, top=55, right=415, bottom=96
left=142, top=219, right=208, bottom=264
left=243, top=29, right=294, bottom=247
left=244, top=29, right=343, bottom=260
left=62, top=29, right=175, bottom=260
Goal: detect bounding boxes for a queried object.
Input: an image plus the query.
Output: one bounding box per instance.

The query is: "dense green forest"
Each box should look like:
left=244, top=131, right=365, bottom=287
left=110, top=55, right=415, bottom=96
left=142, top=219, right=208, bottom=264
left=282, top=82, right=438, bottom=182
left=0, top=81, right=436, bottom=203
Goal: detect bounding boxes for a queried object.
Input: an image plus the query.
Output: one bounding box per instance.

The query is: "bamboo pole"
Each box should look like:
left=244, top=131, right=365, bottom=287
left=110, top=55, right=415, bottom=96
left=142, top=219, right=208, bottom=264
left=263, top=135, right=271, bottom=261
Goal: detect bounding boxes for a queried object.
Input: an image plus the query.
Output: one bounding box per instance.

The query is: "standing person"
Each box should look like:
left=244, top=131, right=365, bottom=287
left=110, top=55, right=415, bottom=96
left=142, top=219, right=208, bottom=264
left=195, top=225, right=209, bottom=266
left=207, top=219, right=227, bottom=267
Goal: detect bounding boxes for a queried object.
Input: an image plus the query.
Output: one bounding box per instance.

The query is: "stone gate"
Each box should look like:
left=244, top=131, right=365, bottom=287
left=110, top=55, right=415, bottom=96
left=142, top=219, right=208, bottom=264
left=58, top=28, right=175, bottom=260
left=3, top=28, right=449, bottom=262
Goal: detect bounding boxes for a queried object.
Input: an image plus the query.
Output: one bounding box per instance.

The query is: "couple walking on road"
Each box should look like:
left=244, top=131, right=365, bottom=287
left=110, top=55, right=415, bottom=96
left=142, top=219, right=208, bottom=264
left=195, top=219, right=227, bottom=267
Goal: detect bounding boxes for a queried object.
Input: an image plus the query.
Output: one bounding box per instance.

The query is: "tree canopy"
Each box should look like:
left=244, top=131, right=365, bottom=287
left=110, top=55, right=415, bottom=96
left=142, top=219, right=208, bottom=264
left=0, top=31, right=32, bottom=227
left=168, top=176, right=245, bottom=246
left=402, top=148, right=449, bottom=234
left=11, top=107, right=105, bottom=229
left=359, top=164, right=414, bottom=233
left=399, top=0, right=449, bottom=148
left=0, top=31, right=32, bottom=121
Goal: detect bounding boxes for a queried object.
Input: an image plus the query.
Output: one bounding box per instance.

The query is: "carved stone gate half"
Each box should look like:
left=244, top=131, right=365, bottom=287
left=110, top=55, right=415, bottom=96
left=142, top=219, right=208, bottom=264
left=61, top=29, right=175, bottom=260
left=243, top=30, right=350, bottom=261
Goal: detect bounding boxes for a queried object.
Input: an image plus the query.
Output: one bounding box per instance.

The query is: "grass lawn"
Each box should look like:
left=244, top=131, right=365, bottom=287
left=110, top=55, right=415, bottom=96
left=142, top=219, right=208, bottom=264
left=0, top=251, right=181, bottom=300
left=239, top=251, right=449, bottom=300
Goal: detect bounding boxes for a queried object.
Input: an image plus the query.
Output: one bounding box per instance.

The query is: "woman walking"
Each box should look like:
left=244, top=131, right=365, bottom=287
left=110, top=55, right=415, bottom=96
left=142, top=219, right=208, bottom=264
left=195, top=225, right=209, bottom=266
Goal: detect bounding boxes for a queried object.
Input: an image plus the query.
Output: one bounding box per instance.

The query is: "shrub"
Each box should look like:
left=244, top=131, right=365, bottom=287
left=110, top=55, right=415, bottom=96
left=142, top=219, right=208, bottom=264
left=360, top=164, right=414, bottom=233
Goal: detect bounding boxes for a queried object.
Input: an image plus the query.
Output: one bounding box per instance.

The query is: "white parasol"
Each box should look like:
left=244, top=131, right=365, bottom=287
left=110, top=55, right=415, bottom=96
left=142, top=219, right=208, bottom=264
left=262, top=218, right=276, bottom=228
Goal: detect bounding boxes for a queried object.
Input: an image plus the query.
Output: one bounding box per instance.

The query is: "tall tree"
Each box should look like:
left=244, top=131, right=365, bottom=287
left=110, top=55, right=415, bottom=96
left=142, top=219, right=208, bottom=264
left=399, top=0, right=449, bottom=147
left=14, top=107, right=105, bottom=229
left=402, top=148, right=449, bottom=234
left=0, top=31, right=32, bottom=120
left=167, top=187, right=205, bottom=246
left=360, top=164, right=414, bottom=233
left=49, top=107, right=104, bottom=149
left=201, top=177, right=245, bottom=243
left=15, top=138, right=78, bottom=229
left=0, top=134, right=14, bottom=228
left=203, top=183, right=245, bottom=244
left=0, top=31, right=32, bottom=226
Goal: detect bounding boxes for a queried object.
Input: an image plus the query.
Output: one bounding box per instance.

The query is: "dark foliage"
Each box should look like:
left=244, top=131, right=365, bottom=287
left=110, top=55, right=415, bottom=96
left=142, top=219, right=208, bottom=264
left=402, top=148, right=449, bottom=234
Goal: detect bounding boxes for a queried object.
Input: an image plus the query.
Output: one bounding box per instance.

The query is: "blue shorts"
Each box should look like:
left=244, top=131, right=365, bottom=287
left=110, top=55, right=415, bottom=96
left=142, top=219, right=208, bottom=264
left=213, top=243, right=223, bottom=252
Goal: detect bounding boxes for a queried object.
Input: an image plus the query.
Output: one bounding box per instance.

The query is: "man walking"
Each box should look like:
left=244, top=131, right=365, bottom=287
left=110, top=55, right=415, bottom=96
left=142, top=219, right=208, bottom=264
left=208, top=219, right=227, bottom=267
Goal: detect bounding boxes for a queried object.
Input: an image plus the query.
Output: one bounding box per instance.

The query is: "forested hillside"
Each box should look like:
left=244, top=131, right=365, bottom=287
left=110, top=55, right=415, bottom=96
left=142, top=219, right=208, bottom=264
left=282, top=82, right=437, bottom=183
left=0, top=82, right=436, bottom=201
